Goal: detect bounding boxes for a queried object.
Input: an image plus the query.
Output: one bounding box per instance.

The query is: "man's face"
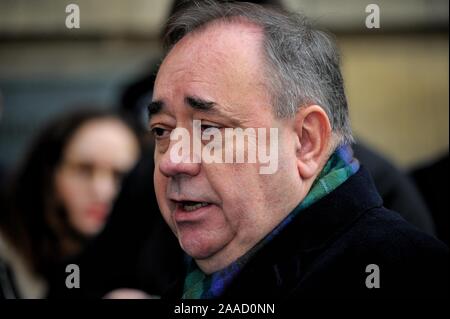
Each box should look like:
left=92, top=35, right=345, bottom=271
left=152, top=22, right=304, bottom=272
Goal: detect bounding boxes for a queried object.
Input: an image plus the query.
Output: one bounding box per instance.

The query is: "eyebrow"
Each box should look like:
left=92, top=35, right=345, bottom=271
left=148, top=100, right=164, bottom=116
left=148, top=96, right=218, bottom=118
left=185, top=96, right=215, bottom=111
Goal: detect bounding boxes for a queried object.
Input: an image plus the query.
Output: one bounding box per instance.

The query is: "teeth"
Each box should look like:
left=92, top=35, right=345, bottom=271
left=182, top=202, right=209, bottom=212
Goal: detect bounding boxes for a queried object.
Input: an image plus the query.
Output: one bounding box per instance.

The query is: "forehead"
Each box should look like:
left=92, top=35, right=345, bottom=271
left=164, top=20, right=264, bottom=68
left=65, top=119, right=136, bottom=163
left=154, top=21, right=268, bottom=106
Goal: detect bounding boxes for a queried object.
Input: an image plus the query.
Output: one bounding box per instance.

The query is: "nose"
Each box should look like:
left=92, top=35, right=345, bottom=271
left=90, top=170, right=116, bottom=203
left=158, top=141, right=201, bottom=178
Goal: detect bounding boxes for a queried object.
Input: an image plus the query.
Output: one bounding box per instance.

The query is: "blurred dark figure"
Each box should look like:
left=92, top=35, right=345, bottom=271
left=354, top=143, right=436, bottom=235
left=0, top=109, right=141, bottom=298
left=0, top=91, right=5, bottom=187
left=0, top=91, right=15, bottom=299
left=411, top=153, right=449, bottom=246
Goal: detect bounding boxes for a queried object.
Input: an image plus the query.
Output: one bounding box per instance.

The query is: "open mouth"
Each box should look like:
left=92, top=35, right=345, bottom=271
left=177, top=201, right=210, bottom=212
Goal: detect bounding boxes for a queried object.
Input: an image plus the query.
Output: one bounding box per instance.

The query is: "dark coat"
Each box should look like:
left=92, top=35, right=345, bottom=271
left=165, top=166, right=449, bottom=299
left=353, top=143, right=435, bottom=235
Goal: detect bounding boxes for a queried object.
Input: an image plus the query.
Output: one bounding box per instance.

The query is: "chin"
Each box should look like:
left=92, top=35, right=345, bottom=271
left=178, top=230, right=224, bottom=260
left=79, top=223, right=104, bottom=238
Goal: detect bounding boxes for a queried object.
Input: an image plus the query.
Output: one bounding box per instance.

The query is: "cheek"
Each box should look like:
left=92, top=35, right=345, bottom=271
left=209, top=164, right=282, bottom=239
left=153, top=154, right=165, bottom=197
left=208, top=165, right=260, bottom=227
left=153, top=169, right=164, bottom=197
left=154, top=171, right=173, bottom=228
left=221, top=186, right=256, bottom=233
left=55, top=172, right=86, bottom=219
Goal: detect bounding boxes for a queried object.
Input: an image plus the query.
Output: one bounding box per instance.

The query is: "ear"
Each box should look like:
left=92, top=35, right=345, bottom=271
left=294, top=105, right=332, bottom=180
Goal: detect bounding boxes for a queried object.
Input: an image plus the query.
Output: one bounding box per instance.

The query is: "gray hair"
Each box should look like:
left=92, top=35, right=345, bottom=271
left=163, top=1, right=353, bottom=146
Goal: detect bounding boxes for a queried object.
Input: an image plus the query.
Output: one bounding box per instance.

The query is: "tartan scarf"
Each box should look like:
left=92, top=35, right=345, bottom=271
left=182, top=144, right=360, bottom=299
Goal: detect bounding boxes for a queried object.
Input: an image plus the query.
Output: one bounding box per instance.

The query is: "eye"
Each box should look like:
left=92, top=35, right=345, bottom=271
left=71, top=162, right=95, bottom=178
left=151, top=126, right=170, bottom=139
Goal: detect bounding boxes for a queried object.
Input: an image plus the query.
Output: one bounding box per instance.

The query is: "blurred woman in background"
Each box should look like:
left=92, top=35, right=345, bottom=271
left=0, top=109, right=141, bottom=298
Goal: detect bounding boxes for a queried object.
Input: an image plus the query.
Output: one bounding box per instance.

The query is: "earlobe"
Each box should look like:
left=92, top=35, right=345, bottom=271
left=295, top=105, right=332, bottom=180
